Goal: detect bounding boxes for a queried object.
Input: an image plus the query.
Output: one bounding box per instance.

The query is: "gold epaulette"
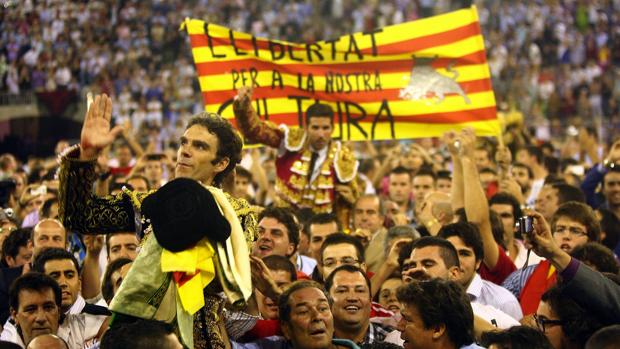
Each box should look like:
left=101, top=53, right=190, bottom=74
left=334, top=142, right=359, bottom=183
left=280, top=125, right=306, bottom=152
left=224, top=193, right=259, bottom=248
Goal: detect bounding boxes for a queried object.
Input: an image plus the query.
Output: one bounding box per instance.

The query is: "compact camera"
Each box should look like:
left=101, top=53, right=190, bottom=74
left=516, top=216, right=534, bottom=237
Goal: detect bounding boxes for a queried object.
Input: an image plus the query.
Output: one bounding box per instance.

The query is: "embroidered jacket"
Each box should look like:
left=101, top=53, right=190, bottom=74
left=234, top=104, right=359, bottom=224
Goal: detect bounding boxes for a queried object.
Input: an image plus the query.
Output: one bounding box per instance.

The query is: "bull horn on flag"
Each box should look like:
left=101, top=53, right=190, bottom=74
left=181, top=5, right=501, bottom=141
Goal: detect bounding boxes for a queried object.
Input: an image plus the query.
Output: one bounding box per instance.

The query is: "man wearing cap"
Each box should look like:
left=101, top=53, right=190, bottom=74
left=233, top=87, right=359, bottom=227
left=57, top=94, right=256, bottom=348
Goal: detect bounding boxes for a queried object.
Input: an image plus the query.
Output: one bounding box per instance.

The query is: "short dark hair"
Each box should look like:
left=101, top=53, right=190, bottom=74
left=186, top=113, right=243, bottom=187
left=106, top=231, right=138, bottom=256
left=551, top=183, right=586, bottom=205
left=512, top=162, right=533, bottom=179
left=307, top=213, right=341, bottom=236
left=413, top=167, right=436, bottom=181
left=262, top=255, right=297, bottom=282
left=586, top=325, right=620, bottom=349
left=100, top=319, right=177, bottom=349
left=278, top=280, right=329, bottom=323
left=2, top=228, right=31, bottom=262
left=389, top=166, right=412, bottom=179
left=305, top=103, right=334, bottom=126
left=397, top=279, right=474, bottom=347
left=324, top=265, right=371, bottom=298
left=541, top=286, right=605, bottom=348
left=33, top=248, right=80, bottom=275
left=570, top=242, right=619, bottom=274
left=522, top=146, right=543, bottom=164
left=9, top=272, right=62, bottom=311
left=235, top=166, right=253, bottom=181
left=410, top=236, right=460, bottom=269
left=101, top=258, right=133, bottom=305
left=551, top=201, right=601, bottom=242
left=258, top=207, right=300, bottom=253
left=319, top=233, right=365, bottom=264
left=436, top=170, right=452, bottom=181
left=489, top=192, right=523, bottom=221
left=480, top=326, right=553, bottom=349
left=40, top=197, right=59, bottom=219
left=438, top=222, right=484, bottom=262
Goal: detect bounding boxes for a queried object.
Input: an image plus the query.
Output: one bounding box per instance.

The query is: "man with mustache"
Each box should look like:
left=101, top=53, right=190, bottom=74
left=234, top=87, right=359, bottom=228
left=502, top=201, right=601, bottom=315
left=232, top=280, right=358, bottom=349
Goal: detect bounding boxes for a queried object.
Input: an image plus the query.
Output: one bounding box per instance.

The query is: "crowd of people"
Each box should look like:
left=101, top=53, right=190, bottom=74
left=3, top=0, right=620, bottom=146
left=1, top=1, right=620, bottom=349
left=0, top=85, right=618, bottom=348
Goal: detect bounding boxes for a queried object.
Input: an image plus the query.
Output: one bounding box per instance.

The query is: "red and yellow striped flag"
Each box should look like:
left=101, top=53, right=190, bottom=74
left=183, top=5, right=500, bottom=141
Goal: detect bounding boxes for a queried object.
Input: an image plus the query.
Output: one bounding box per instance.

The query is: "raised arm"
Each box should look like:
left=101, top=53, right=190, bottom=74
left=459, top=129, right=499, bottom=269
left=233, top=87, right=284, bottom=148
left=58, top=94, right=135, bottom=234
left=443, top=131, right=464, bottom=212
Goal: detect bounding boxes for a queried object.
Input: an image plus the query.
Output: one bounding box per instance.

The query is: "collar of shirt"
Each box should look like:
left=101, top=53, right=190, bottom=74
left=67, top=294, right=86, bottom=315
left=466, top=273, right=483, bottom=302
left=361, top=322, right=391, bottom=345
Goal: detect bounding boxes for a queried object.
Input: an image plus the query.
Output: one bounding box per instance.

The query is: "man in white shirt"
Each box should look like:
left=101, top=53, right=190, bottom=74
left=439, top=222, right=523, bottom=320
left=402, top=237, right=519, bottom=329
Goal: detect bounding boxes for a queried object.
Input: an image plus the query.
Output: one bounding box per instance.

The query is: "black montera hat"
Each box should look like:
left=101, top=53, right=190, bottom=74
left=141, top=178, right=230, bottom=252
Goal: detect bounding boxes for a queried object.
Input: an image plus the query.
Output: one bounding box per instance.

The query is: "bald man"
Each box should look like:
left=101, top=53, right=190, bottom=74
left=416, top=191, right=453, bottom=236
left=32, top=219, right=67, bottom=258
left=26, top=334, right=69, bottom=349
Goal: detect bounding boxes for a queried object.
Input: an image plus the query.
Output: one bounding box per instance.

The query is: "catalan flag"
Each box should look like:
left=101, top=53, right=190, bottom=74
left=182, top=5, right=500, bottom=141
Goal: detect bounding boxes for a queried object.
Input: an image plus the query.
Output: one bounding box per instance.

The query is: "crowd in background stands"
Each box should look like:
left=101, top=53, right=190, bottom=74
left=2, top=0, right=620, bottom=149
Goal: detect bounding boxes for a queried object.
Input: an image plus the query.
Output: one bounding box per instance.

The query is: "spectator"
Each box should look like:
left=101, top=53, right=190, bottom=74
left=254, top=255, right=297, bottom=320
left=536, top=286, right=605, bottom=349
left=101, top=258, right=133, bottom=306
left=353, top=195, right=387, bottom=273
left=252, top=207, right=299, bottom=260
left=396, top=279, right=483, bottom=349
left=585, top=325, right=620, bottom=349
left=100, top=319, right=183, bottom=349
left=324, top=265, right=391, bottom=345
left=1, top=229, right=33, bottom=268
left=106, top=232, right=139, bottom=262
left=5, top=273, right=61, bottom=347
left=438, top=222, right=523, bottom=320
left=307, top=213, right=340, bottom=262
left=319, top=234, right=366, bottom=282
left=480, top=326, right=553, bottom=349
left=503, top=202, right=601, bottom=315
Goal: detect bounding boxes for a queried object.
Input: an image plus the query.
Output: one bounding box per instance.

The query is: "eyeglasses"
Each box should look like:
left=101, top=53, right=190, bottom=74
left=534, top=314, right=563, bottom=332
left=553, top=225, right=587, bottom=238
left=322, top=257, right=359, bottom=268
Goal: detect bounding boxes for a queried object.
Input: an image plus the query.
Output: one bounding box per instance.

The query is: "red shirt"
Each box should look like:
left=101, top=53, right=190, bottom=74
left=479, top=245, right=516, bottom=285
